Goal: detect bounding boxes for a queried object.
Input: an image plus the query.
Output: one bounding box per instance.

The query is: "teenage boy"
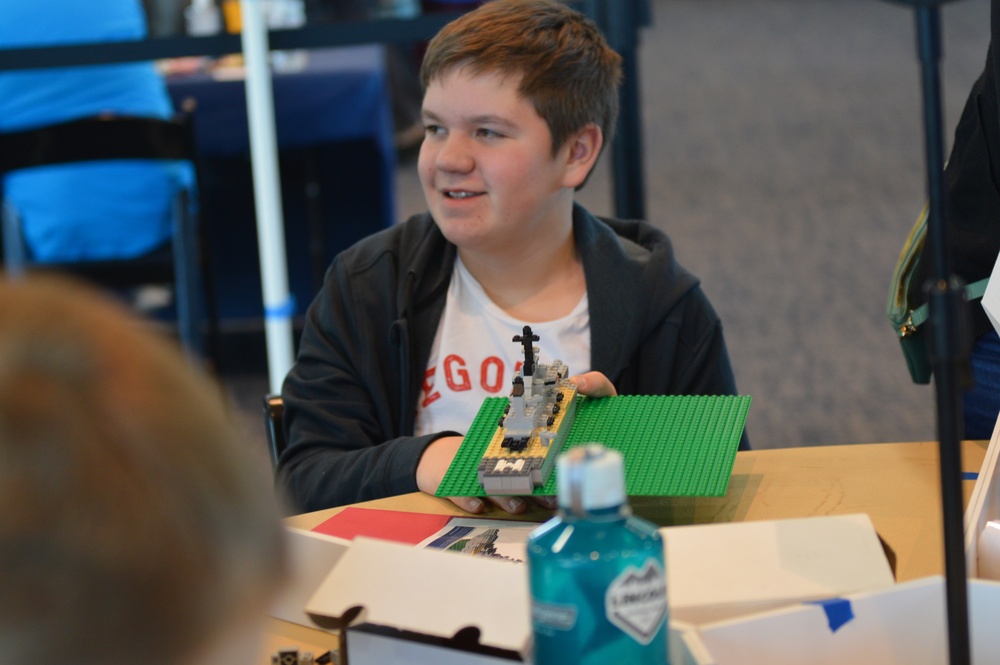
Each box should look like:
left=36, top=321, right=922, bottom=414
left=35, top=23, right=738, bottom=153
left=280, top=0, right=746, bottom=515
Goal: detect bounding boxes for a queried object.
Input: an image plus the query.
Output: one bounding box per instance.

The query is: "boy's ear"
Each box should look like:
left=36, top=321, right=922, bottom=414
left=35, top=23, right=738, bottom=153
left=561, top=123, right=603, bottom=189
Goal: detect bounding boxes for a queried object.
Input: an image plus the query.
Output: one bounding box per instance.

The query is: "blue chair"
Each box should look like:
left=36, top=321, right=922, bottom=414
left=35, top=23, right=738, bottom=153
left=0, top=104, right=217, bottom=362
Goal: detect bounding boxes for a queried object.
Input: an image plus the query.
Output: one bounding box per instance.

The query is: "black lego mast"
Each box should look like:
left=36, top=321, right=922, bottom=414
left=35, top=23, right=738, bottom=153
left=880, top=1, right=973, bottom=664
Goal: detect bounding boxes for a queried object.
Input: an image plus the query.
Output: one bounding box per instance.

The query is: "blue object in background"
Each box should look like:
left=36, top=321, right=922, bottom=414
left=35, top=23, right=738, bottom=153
left=0, top=0, right=191, bottom=263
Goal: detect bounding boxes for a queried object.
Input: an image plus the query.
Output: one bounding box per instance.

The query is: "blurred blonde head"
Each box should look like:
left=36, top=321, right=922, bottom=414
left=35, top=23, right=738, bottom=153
left=0, top=276, right=286, bottom=665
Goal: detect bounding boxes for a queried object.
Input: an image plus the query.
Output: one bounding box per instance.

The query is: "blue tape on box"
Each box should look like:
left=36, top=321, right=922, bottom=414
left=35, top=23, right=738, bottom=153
left=806, top=597, right=854, bottom=633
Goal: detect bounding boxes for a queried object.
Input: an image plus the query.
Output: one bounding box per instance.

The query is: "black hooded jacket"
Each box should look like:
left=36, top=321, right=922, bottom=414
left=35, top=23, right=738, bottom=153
left=279, top=204, right=744, bottom=512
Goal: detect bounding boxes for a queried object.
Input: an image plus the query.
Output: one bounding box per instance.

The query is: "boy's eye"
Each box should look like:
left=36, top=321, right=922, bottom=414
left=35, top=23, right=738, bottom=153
left=476, top=128, right=503, bottom=139
left=424, top=124, right=445, bottom=136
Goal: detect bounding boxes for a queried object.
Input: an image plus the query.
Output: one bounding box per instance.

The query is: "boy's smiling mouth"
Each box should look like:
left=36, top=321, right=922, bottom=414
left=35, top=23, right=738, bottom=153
left=444, top=190, right=484, bottom=199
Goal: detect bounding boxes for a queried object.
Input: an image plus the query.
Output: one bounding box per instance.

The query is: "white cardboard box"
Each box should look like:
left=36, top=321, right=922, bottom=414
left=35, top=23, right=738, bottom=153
left=661, top=513, right=895, bottom=625
left=980, top=248, right=1000, bottom=339
left=964, top=412, right=1000, bottom=579
left=298, top=513, right=893, bottom=664
left=305, top=537, right=531, bottom=662
left=693, top=576, right=1000, bottom=665
left=268, top=526, right=351, bottom=628
left=303, top=537, right=704, bottom=664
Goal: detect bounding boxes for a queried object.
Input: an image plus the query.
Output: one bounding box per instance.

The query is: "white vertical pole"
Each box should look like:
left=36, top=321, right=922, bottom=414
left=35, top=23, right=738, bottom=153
left=239, top=0, right=295, bottom=393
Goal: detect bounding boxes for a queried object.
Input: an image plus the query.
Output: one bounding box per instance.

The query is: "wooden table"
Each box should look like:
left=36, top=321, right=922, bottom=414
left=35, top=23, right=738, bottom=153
left=263, top=439, right=990, bottom=662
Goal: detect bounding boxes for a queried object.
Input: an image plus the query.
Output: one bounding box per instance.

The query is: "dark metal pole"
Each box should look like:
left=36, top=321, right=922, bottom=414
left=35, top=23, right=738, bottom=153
left=612, top=39, right=647, bottom=220
left=0, top=13, right=465, bottom=71
left=918, top=9, right=972, bottom=665
left=883, top=2, right=972, bottom=664
left=584, top=0, right=649, bottom=221
left=606, top=0, right=647, bottom=220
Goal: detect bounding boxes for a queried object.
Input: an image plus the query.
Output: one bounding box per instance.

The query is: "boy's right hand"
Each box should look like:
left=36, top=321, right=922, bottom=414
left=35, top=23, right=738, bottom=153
left=569, top=371, right=618, bottom=398
left=416, top=435, right=557, bottom=514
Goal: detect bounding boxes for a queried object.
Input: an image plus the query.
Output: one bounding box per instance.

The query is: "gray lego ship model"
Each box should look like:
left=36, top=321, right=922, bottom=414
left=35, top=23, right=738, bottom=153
left=477, top=326, right=579, bottom=494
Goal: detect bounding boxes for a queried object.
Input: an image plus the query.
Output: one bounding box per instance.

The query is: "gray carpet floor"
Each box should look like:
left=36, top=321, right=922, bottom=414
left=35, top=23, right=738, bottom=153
left=227, top=0, right=994, bottom=452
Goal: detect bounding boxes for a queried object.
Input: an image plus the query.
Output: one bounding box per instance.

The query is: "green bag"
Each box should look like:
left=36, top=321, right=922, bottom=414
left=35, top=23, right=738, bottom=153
left=887, top=205, right=989, bottom=384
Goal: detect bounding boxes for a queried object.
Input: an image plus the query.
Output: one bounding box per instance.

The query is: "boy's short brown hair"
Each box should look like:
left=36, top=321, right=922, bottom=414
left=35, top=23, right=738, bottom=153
left=420, top=0, right=623, bottom=155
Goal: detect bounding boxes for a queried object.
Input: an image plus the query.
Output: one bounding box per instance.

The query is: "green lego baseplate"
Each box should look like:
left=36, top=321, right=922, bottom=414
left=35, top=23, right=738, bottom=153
left=435, top=393, right=751, bottom=498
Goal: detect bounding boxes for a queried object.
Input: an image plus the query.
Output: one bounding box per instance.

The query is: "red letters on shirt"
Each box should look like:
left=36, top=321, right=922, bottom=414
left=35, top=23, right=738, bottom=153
left=422, top=354, right=513, bottom=406
left=421, top=368, right=441, bottom=408
left=480, top=356, right=503, bottom=392
left=444, top=354, right=471, bottom=391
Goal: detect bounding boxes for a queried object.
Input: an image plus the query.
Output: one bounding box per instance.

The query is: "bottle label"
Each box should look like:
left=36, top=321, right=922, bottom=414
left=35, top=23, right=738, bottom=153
left=604, top=559, right=667, bottom=645
left=531, top=599, right=578, bottom=632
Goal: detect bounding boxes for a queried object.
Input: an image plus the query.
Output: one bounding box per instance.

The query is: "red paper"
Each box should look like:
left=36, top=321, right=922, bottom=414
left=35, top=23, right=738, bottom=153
left=311, top=507, right=453, bottom=545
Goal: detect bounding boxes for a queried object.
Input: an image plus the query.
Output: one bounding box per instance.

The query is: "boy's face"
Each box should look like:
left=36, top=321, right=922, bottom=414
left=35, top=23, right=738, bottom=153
left=419, top=67, right=586, bottom=257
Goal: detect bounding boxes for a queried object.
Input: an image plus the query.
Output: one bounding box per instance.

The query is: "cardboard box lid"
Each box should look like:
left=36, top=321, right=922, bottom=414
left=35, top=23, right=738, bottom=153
left=981, top=249, right=1000, bottom=339
left=670, top=622, right=716, bottom=665
left=964, top=415, right=1000, bottom=579
left=694, top=576, right=1000, bottom=665
left=661, top=513, right=895, bottom=624
left=269, top=527, right=351, bottom=629
left=305, top=537, right=531, bottom=655
left=298, top=514, right=894, bottom=642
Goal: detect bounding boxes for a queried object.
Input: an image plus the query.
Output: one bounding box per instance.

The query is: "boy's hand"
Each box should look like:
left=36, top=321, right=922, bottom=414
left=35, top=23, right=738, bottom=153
left=416, top=435, right=558, bottom=514
left=416, top=372, right=617, bottom=515
left=569, top=371, right=618, bottom=398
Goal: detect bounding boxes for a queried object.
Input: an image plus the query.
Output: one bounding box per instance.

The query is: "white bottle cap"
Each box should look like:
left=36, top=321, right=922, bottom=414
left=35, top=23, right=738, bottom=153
left=557, top=444, right=626, bottom=515
left=185, top=0, right=221, bottom=36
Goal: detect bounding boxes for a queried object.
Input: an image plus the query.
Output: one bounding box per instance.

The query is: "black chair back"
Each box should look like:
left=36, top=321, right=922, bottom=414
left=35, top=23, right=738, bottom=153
left=263, top=393, right=286, bottom=470
left=0, top=114, right=196, bottom=172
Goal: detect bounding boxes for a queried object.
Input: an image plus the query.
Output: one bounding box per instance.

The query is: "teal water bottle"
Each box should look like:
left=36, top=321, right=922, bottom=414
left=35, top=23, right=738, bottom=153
left=527, top=444, right=668, bottom=665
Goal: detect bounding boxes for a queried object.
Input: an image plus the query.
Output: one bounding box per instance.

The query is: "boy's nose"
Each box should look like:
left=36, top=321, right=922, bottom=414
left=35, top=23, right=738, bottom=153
left=435, top=135, right=474, bottom=173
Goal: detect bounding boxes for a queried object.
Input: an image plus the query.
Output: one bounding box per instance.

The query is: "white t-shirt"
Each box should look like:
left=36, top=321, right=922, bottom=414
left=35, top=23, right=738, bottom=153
left=414, top=256, right=591, bottom=437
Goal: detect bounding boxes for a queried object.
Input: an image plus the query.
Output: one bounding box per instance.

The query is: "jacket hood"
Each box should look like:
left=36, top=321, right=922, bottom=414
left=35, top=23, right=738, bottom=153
left=385, top=205, right=700, bottom=378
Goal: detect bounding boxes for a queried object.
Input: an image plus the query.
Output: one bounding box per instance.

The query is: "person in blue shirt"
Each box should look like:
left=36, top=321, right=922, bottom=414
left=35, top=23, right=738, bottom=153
left=0, top=0, right=191, bottom=263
